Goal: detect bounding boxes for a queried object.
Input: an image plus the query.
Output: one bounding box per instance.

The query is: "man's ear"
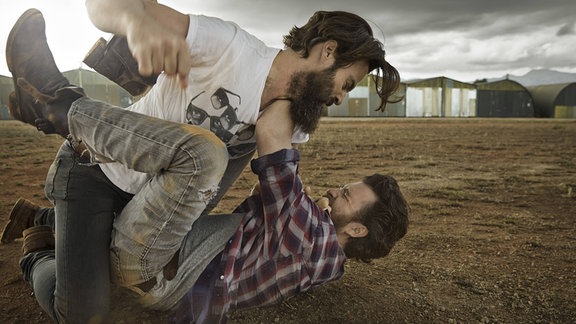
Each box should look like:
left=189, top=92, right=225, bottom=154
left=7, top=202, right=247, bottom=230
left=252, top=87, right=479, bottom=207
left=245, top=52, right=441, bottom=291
left=343, top=222, right=368, bottom=238
left=322, top=40, right=338, bottom=61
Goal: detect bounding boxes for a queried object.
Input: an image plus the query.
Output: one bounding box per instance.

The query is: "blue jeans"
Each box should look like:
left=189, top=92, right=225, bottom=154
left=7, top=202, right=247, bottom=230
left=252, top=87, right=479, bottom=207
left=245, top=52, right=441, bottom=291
left=20, top=97, right=232, bottom=322
left=20, top=142, right=133, bottom=323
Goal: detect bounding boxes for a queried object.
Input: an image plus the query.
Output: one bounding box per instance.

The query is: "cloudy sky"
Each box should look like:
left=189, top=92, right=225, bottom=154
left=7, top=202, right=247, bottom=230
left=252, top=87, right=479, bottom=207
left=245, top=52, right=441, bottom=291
left=1, top=0, right=575, bottom=82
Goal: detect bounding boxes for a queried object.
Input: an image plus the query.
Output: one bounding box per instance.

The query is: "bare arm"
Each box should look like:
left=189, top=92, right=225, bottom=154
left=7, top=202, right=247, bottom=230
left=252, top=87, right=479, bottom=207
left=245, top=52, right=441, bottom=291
left=85, top=0, right=191, bottom=87
left=255, top=100, right=294, bottom=156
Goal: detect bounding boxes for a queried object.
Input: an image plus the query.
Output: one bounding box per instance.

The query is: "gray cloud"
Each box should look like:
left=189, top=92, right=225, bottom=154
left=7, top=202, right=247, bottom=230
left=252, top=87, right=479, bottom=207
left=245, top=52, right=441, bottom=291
left=2, top=0, right=576, bottom=81
left=556, top=22, right=575, bottom=36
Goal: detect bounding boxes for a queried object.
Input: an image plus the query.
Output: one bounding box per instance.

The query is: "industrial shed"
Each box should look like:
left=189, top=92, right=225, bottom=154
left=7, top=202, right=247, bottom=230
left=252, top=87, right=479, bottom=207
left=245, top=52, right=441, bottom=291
left=0, top=75, right=14, bottom=120
left=63, top=69, right=133, bottom=108
left=476, top=79, right=534, bottom=117
left=0, top=69, right=134, bottom=120
left=526, top=83, right=576, bottom=118
left=327, top=75, right=406, bottom=117
left=405, top=77, right=476, bottom=117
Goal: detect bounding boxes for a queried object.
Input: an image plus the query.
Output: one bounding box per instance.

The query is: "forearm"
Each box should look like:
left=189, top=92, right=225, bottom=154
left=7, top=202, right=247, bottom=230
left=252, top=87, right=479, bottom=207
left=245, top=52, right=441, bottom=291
left=85, top=0, right=146, bottom=36
left=255, top=101, right=294, bottom=156
left=85, top=0, right=188, bottom=37
left=85, top=0, right=191, bottom=81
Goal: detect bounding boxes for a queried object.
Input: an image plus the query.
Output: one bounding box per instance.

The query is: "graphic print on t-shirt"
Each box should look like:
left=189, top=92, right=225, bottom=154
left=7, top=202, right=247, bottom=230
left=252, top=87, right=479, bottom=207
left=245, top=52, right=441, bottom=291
left=186, top=88, right=254, bottom=143
left=186, top=88, right=256, bottom=157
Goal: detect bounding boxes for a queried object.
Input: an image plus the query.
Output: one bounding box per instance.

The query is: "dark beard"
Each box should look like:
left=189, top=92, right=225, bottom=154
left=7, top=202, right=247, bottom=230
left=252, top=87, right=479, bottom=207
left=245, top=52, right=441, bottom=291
left=287, top=67, right=336, bottom=134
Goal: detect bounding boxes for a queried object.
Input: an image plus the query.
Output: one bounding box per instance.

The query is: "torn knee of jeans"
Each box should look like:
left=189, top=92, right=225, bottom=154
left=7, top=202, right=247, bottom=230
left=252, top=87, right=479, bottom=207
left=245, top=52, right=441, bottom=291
left=199, top=184, right=220, bottom=202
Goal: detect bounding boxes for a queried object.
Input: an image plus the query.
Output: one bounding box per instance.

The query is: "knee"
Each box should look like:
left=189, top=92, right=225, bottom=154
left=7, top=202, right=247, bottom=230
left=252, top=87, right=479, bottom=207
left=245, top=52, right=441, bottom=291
left=206, top=135, right=228, bottom=164
left=195, top=133, right=229, bottom=175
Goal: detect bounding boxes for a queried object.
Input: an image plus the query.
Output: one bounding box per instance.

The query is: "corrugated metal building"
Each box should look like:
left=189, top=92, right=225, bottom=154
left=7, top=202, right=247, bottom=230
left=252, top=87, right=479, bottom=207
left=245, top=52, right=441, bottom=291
left=526, top=83, right=576, bottom=118
left=63, top=69, right=133, bottom=107
left=476, top=79, right=534, bottom=117
left=0, top=75, right=14, bottom=120
left=405, top=77, right=477, bottom=117
left=0, top=69, right=133, bottom=120
left=327, top=75, right=406, bottom=117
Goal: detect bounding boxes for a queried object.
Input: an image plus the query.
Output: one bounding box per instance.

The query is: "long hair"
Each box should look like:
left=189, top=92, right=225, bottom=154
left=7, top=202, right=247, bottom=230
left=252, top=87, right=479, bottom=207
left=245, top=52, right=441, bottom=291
left=343, top=174, right=409, bottom=262
left=283, top=11, right=401, bottom=111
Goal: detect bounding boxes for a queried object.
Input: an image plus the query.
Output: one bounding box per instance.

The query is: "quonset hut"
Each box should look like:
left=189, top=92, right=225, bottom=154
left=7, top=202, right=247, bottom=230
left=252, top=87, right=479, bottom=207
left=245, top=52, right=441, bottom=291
left=476, top=79, right=534, bottom=117
left=527, top=83, right=576, bottom=118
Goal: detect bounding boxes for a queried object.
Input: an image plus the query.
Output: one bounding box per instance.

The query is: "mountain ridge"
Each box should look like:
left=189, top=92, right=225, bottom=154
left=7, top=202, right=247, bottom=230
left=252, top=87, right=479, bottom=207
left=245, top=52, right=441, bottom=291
left=486, top=69, right=576, bottom=87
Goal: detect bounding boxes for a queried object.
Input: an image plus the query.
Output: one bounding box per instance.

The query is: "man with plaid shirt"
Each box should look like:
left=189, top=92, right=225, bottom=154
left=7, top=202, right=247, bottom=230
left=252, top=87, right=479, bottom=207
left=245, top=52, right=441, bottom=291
left=6, top=101, right=409, bottom=322
left=6, top=100, right=408, bottom=322
left=146, top=102, right=410, bottom=322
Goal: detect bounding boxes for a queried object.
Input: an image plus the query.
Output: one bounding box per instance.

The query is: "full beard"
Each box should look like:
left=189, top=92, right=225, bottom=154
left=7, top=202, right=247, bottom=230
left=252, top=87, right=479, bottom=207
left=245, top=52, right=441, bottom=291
left=287, top=66, right=336, bottom=134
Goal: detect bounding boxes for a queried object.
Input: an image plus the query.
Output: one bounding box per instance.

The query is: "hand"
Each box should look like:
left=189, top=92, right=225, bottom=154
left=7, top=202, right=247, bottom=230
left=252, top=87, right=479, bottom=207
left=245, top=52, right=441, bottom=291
left=85, top=0, right=191, bottom=88
left=304, top=185, right=332, bottom=214
left=315, top=197, right=332, bottom=214
left=304, top=185, right=313, bottom=198
left=126, top=19, right=191, bottom=88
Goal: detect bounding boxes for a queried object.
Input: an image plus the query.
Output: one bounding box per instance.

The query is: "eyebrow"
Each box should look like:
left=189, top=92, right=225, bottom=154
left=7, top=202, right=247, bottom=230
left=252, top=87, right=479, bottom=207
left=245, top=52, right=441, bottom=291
left=342, top=185, right=351, bottom=202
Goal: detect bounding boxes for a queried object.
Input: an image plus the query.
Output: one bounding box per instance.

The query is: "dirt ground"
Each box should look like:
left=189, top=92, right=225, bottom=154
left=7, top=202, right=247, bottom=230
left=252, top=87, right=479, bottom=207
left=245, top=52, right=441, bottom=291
left=0, top=117, right=574, bottom=323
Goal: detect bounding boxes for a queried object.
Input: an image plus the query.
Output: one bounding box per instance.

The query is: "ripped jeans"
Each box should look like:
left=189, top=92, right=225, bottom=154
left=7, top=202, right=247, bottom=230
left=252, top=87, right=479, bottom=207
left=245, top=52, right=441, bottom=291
left=66, top=98, right=229, bottom=286
left=22, top=97, right=228, bottom=323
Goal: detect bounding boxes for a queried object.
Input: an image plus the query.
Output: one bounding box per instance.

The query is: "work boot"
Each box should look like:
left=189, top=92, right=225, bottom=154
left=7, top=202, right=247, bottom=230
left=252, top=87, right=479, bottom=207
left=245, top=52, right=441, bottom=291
left=5, top=8, right=71, bottom=132
left=8, top=91, right=56, bottom=134
left=83, top=35, right=158, bottom=96
left=18, top=78, right=85, bottom=139
left=1, top=198, right=39, bottom=244
left=21, top=225, right=54, bottom=255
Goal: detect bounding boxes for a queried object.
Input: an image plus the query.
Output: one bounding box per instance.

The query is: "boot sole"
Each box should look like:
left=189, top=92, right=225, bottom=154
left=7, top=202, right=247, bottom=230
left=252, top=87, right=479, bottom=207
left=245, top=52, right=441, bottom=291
left=5, top=8, right=42, bottom=73
left=5, top=8, right=44, bottom=122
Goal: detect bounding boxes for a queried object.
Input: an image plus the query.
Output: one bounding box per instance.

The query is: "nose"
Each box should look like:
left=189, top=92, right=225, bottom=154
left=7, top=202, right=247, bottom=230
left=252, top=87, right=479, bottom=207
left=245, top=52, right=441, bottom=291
left=333, top=93, right=344, bottom=106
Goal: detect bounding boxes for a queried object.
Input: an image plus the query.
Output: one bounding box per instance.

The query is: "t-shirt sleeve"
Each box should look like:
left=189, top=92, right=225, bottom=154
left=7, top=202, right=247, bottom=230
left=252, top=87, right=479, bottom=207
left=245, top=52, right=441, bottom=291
left=186, top=15, right=238, bottom=65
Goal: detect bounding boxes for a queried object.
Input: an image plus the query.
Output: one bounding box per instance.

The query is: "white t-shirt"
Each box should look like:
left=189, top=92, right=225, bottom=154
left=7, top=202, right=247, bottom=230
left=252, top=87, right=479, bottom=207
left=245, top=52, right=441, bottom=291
left=100, top=15, right=308, bottom=193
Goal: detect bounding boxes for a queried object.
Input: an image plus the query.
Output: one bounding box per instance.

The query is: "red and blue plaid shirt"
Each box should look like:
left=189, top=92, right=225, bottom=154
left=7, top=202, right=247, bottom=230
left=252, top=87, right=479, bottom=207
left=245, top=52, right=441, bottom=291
left=180, top=148, right=346, bottom=323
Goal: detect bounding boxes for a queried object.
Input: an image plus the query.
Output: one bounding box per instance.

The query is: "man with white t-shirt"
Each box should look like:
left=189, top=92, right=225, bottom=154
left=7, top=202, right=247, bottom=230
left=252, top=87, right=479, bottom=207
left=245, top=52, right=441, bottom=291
left=6, top=1, right=400, bottom=322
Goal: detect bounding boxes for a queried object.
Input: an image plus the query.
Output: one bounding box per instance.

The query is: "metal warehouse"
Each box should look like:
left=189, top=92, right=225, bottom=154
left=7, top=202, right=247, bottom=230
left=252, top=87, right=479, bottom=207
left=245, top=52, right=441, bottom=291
left=476, top=79, right=534, bottom=117
left=405, top=77, right=477, bottom=117
left=527, top=83, right=576, bottom=118
left=328, top=75, right=406, bottom=117
left=0, top=69, right=133, bottom=120
left=63, top=69, right=133, bottom=108
left=0, top=75, right=14, bottom=120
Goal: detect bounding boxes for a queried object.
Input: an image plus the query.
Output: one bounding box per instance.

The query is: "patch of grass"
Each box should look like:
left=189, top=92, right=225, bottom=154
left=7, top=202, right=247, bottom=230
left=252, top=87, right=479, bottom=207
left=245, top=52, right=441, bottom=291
left=421, top=188, right=471, bottom=201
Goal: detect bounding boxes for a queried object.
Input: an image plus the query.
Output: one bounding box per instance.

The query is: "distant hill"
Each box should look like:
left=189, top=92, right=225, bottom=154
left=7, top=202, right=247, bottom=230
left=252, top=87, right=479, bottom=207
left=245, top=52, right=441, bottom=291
left=486, top=69, right=576, bottom=87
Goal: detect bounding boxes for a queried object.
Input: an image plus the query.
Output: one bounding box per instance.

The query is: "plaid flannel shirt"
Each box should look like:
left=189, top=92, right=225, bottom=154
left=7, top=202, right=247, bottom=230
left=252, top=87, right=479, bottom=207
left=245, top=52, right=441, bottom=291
left=205, top=148, right=346, bottom=322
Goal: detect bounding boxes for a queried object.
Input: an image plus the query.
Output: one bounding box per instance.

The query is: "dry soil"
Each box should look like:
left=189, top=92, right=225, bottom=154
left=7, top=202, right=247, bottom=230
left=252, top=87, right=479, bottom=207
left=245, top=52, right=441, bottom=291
left=0, top=118, right=574, bottom=323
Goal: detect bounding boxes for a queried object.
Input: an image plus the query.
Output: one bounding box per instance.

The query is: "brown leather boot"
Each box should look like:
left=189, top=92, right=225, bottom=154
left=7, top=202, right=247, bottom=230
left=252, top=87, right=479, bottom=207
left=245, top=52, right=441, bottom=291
left=6, top=9, right=71, bottom=131
left=8, top=91, right=56, bottom=134
left=18, top=79, right=85, bottom=139
left=1, top=198, right=39, bottom=244
left=83, top=35, right=158, bottom=97
left=22, top=225, right=54, bottom=255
